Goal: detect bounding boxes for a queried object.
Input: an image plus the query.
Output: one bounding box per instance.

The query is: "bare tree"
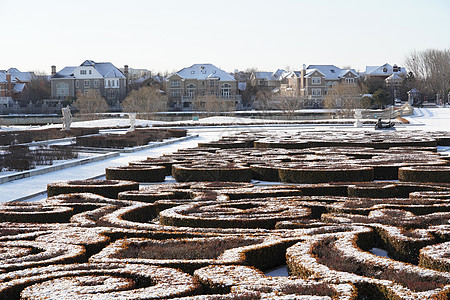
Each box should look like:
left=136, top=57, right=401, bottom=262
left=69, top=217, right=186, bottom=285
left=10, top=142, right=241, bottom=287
left=323, top=82, right=363, bottom=117
left=193, top=95, right=235, bottom=116
left=404, top=48, right=450, bottom=101
left=23, top=71, right=51, bottom=105
left=273, top=96, right=304, bottom=120
left=253, top=90, right=273, bottom=111
left=72, top=90, right=109, bottom=119
left=122, top=86, right=168, bottom=119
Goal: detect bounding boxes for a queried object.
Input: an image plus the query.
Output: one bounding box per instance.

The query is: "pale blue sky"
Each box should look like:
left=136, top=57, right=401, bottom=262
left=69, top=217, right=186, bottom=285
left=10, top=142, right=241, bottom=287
left=2, top=0, right=449, bottom=74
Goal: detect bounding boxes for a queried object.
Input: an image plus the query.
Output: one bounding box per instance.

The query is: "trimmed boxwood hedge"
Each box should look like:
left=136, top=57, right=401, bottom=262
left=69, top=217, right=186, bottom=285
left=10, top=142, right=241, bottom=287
left=279, top=164, right=374, bottom=183
left=47, top=179, right=139, bottom=199
left=0, top=202, right=73, bottom=223
left=159, top=199, right=311, bottom=229
left=172, top=163, right=253, bottom=182
left=0, top=263, right=200, bottom=300
left=89, top=236, right=266, bottom=274
left=399, top=166, right=450, bottom=183
left=105, top=165, right=166, bottom=182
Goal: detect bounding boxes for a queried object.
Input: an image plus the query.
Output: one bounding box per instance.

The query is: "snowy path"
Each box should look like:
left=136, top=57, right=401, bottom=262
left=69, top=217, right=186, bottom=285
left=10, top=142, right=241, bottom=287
left=404, top=107, right=450, bottom=129
left=0, top=134, right=212, bottom=202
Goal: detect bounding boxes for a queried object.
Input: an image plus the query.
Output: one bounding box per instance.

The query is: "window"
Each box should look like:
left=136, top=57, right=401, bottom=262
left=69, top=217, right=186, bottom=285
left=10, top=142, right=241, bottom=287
left=221, top=83, right=231, bottom=98
left=312, top=88, right=321, bottom=96
left=186, top=84, right=196, bottom=99
left=75, top=81, right=79, bottom=88
left=107, top=89, right=115, bottom=98
left=84, top=80, right=90, bottom=87
left=170, top=80, right=181, bottom=88
left=112, top=80, right=115, bottom=87
left=89, top=70, right=92, bottom=74
left=80, top=70, right=87, bottom=75
left=312, top=77, right=321, bottom=84
left=209, top=80, right=215, bottom=87
left=56, top=83, right=69, bottom=98
left=345, top=78, right=355, bottom=84
left=258, top=79, right=265, bottom=85
left=171, top=90, right=181, bottom=98
left=94, top=80, right=99, bottom=87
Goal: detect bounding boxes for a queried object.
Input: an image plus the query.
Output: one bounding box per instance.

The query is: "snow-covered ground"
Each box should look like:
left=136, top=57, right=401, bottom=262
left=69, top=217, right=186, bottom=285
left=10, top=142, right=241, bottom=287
left=404, top=107, right=450, bottom=130
left=0, top=107, right=448, bottom=203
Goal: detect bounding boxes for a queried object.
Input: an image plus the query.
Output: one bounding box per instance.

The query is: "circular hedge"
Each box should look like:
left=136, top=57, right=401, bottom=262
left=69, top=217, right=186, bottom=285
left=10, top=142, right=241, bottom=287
left=159, top=199, right=311, bottom=229
left=90, top=236, right=265, bottom=273
left=419, top=242, right=450, bottom=272
left=0, top=202, right=73, bottom=223
left=278, top=163, right=374, bottom=183
left=0, top=240, right=85, bottom=272
left=105, top=165, right=166, bottom=182
left=47, top=179, right=139, bottom=199
left=129, top=157, right=187, bottom=176
left=399, top=166, right=450, bottom=183
left=172, top=163, right=253, bottom=182
left=347, top=182, right=398, bottom=198
left=0, top=263, right=200, bottom=299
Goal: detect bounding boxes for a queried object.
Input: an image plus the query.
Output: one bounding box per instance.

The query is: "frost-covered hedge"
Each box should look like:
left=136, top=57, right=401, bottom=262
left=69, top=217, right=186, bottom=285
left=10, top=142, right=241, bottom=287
left=47, top=179, right=139, bottom=198
left=0, top=263, right=200, bottom=300
left=105, top=165, right=166, bottom=182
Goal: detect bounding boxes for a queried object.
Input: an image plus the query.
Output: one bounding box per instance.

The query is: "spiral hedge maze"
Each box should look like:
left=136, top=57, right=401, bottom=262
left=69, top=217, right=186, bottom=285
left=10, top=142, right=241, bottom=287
left=2, top=130, right=450, bottom=298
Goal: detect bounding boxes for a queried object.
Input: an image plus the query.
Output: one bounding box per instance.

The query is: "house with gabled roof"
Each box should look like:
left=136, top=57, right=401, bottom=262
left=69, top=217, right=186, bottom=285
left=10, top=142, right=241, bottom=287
left=363, top=63, right=407, bottom=79
left=250, top=69, right=288, bottom=92
left=50, top=60, right=127, bottom=109
left=166, top=64, right=241, bottom=111
left=297, top=64, right=359, bottom=108
left=280, top=71, right=302, bottom=97
left=0, top=68, right=34, bottom=107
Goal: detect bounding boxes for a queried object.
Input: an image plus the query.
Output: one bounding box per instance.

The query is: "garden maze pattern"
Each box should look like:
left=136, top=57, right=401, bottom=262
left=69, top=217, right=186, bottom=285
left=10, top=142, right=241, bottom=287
left=1, top=130, right=450, bottom=299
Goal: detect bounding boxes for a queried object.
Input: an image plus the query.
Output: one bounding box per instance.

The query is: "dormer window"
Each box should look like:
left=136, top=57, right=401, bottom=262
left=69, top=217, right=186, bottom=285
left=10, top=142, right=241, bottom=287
left=80, top=70, right=87, bottom=75
left=191, top=71, right=195, bottom=74
left=330, top=70, right=335, bottom=73
left=383, top=68, right=388, bottom=73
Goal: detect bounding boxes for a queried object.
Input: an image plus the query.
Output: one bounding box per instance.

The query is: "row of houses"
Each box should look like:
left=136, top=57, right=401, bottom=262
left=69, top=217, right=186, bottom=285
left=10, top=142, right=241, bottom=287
left=0, top=68, right=33, bottom=111
left=2, top=61, right=409, bottom=113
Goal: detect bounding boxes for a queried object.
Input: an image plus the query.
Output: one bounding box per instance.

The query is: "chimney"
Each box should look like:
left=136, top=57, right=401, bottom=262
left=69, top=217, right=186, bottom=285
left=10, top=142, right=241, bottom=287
left=124, top=65, right=129, bottom=93
left=51, top=65, right=56, bottom=77
left=300, top=64, right=307, bottom=89
left=6, top=72, right=11, bottom=97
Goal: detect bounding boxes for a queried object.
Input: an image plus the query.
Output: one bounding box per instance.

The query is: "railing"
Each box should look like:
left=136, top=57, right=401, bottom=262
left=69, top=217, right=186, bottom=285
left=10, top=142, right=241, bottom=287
left=360, top=103, right=414, bottom=119
left=181, top=95, right=242, bottom=102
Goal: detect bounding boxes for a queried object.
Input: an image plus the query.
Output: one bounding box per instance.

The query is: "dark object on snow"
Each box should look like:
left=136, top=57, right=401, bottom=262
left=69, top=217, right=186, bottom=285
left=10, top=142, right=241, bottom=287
left=375, top=118, right=395, bottom=130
